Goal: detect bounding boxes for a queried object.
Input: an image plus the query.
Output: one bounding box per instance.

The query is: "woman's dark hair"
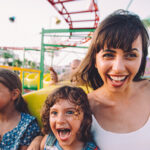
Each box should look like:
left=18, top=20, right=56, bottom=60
left=73, top=9, right=149, bottom=90
left=0, top=68, right=28, bottom=113
left=41, top=85, right=92, bottom=143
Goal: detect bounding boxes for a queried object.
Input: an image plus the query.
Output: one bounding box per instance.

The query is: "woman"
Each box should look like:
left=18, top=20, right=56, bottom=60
left=73, top=9, right=150, bottom=150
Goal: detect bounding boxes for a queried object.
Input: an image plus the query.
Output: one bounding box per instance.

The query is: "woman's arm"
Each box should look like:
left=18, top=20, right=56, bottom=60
left=27, top=136, right=43, bottom=150
left=40, top=135, right=48, bottom=150
left=19, top=145, right=28, bottom=150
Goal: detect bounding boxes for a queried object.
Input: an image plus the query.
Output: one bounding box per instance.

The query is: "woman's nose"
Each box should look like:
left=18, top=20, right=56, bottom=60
left=112, top=57, right=125, bottom=73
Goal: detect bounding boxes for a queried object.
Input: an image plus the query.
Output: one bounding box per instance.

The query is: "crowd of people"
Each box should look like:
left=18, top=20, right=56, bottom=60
left=0, top=9, right=150, bottom=150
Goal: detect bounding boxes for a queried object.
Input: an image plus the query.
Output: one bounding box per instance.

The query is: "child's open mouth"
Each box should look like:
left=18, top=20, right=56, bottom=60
left=57, top=128, right=71, bottom=141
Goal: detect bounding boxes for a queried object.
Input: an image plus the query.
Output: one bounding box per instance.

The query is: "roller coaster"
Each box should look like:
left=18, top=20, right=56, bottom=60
left=0, top=0, right=100, bottom=90
left=1, top=1, right=150, bottom=126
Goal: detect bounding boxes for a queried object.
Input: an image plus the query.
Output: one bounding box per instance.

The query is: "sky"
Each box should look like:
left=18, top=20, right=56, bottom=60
left=99, top=0, right=150, bottom=19
left=0, top=0, right=150, bottom=66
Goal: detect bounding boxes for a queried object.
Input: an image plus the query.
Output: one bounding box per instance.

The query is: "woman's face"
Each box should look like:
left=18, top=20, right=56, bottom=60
left=95, top=35, right=143, bottom=92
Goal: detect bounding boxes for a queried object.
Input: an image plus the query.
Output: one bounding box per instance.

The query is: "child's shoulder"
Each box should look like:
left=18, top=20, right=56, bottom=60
left=41, top=134, right=58, bottom=150
left=85, top=141, right=100, bottom=150
left=19, top=113, right=39, bottom=129
left=45, top=133, right=56, bottom=146
left=21, top=112, right=36, bottom=121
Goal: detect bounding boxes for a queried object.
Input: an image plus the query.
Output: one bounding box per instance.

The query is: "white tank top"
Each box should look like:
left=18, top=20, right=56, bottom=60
left=91, top=115, right=150, bottom=150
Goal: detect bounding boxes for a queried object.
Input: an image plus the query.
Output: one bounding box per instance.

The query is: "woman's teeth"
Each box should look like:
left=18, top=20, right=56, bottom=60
left=109, top=76, right=126, bottom=81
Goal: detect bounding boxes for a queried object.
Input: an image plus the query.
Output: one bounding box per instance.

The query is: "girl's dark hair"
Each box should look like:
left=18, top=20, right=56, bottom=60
left=73, top=9, right=149, bottom=90
left=41, top=85, right=92, bottom=143
left=0, top=69, right=28, bottom=113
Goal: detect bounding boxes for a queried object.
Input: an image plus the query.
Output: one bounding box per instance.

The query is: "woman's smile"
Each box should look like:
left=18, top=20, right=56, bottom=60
left=95, top=35, right=142, bottom=92
left=107, top=74, right=128, bottom=87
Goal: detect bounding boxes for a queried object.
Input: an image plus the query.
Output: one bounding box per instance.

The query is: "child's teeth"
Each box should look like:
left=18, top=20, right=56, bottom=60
left=110, top=76, right=126, bottom=81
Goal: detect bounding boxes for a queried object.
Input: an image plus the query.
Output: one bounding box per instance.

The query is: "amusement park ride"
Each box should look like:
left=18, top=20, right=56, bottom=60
left=47, top=0, right=99, bottom=30
left=1, top=0, right=150, bottom=126
left=0, top=0, right=100, bottom=90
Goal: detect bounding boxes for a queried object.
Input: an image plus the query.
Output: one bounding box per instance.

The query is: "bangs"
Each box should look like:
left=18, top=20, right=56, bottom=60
left=56, top=87, right=84, bottom=104
left=49, top=90, right=79, bottom=107
left=96, top=18, right=140, bottom=52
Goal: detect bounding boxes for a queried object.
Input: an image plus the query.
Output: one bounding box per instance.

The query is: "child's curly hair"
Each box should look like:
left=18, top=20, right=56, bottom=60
left=41, top=85, right=92, bottom=143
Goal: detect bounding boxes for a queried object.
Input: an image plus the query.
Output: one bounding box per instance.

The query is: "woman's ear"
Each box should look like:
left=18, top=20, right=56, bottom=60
left=11, top=89, right=20, bottom=101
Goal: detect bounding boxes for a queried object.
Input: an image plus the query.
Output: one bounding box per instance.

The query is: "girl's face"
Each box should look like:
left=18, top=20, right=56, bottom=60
left=0, top=83, right=12, bottom=111
left=49, top=99, right=84, bottom=149
left=95, top=35, right=143, bottom=92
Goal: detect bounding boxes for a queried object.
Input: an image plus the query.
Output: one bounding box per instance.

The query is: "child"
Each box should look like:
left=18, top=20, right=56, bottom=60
left=40, top=85, right=99, bottom=150
left=0, top=68, right=41, bottom=150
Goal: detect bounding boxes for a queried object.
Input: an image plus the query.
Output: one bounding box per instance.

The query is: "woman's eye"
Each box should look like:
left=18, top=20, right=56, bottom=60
left=66, top=111, right=74, bottom=115
left=125, top=53, right=137, bottom=58
left=103, top=53, right=114, bottom=58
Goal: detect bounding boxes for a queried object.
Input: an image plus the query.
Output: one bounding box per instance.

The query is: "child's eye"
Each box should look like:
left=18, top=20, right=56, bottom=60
left=66, top=111, right=74, bottom=115
left=51, top=111, right=57, bottom=116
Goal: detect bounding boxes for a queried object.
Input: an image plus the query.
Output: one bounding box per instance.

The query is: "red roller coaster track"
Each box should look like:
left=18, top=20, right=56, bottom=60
left=47, top=0, right=99, bottom=29
left=0, top=0, right=100, bottom=51
left=45, top=0, right=100, bottom=47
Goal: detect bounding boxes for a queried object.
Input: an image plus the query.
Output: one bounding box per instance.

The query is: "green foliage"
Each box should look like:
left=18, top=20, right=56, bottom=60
left=2, top=52, right=13, bottom=59
left=24, top=59, right=38, bottom=69
left=13, top=59, right=22, bottom=67
left=143, top=17, right=150, bottom=27
left=0, top=51, right=38, bottom=69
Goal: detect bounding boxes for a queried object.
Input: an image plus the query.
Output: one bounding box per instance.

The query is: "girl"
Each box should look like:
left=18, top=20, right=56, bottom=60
left=73, top=9, right=150, bottom=150
left=0, top=68, right=41, bottom=150
left=40, top=85, right=99, bottom=150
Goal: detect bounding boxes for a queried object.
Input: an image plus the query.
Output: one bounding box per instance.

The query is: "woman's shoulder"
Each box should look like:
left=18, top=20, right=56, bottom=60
left=135, top=79, right=150, bottom=91
left=88, top=89, right=115, bottom=109
left=88, top=90, right=103, bottom=112
left=88, top=88, right=101, bottom=100
left=88, top=91, right=99, bottom=110
left=134, top=80, right=150, bottom=103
